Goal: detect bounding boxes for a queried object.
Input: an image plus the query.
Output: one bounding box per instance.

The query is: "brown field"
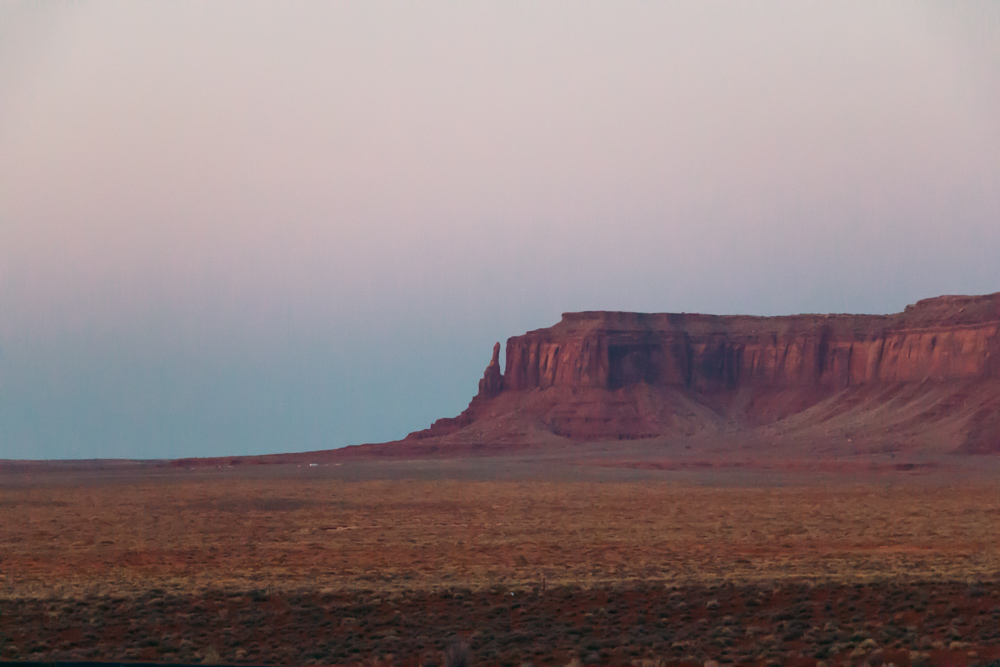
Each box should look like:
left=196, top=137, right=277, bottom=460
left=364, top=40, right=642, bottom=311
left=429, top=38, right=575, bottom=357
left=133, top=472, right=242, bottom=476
left=2, top=457, right=1000, bottom=666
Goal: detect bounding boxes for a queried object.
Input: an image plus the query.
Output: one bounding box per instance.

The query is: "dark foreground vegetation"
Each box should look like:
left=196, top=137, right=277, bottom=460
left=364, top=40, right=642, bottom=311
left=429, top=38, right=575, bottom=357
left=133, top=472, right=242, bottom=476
left=2, top=580, right=1000, bottom=666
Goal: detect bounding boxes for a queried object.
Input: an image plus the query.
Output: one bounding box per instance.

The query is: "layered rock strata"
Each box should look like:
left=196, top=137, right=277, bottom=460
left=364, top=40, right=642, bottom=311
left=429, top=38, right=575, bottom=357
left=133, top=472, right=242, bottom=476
left=405, top=293, right=1000, bottom=453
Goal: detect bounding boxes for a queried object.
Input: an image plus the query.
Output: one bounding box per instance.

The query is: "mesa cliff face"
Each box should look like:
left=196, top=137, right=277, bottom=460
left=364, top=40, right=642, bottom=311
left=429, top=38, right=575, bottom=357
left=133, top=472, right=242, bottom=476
left=405, top=293, right=1000, bottom=454
left=505, top=301, right=1000, bottom=391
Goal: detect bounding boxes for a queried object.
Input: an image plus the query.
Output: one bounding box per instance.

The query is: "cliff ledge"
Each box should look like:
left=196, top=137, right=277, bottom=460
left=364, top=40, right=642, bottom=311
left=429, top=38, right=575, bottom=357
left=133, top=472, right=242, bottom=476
left=404, top=293, right=1000, bottom=455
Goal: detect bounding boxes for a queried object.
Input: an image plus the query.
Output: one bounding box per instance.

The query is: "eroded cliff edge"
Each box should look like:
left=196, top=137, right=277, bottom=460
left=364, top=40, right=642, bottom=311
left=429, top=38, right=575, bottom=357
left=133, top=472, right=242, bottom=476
left=405, top=293, right=1000, bottom=455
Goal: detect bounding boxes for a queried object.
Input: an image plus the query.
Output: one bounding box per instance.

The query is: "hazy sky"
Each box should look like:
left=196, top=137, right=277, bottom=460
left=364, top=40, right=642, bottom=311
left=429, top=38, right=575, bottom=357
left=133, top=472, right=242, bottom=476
left=2, top=2, right=999, bottom=459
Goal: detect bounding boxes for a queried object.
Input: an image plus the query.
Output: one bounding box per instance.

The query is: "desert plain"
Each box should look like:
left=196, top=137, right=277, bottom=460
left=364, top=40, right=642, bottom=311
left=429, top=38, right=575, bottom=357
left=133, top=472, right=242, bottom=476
left=2, top=449, right=1000, bottom=667
left=5, top=294, right=1000, bottom=666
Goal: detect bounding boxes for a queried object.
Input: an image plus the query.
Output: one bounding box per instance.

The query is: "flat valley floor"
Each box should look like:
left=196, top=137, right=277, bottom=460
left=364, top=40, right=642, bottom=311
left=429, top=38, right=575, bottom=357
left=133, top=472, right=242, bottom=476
left=2, top=451, right=1000, bottom=667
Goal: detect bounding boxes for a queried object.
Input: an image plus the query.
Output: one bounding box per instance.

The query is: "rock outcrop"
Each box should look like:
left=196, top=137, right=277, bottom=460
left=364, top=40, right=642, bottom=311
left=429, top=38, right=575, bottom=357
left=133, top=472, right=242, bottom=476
left=404, top=293, right=1000, bottom=454
left=406, top=342, right=506, bottom=440
left=478, top=342, right=504, bottom=398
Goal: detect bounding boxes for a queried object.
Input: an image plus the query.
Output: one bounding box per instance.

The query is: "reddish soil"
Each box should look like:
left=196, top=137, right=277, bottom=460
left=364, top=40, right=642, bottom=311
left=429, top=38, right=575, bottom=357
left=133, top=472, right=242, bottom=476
left=3, top=462, right=1000, bottom=666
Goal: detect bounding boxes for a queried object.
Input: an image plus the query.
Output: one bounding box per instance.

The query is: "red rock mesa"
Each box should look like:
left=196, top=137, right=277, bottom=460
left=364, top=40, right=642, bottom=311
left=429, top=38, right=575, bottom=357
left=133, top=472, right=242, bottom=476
left=406, top=293, right=1000, bottom=455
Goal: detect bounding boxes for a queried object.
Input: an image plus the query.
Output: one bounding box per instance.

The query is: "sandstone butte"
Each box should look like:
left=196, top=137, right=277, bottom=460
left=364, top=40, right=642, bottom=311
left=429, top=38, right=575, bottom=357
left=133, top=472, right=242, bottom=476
left=396, top=292, right=1000, bottom=457
left=160, top=292, right=1000, bottom=469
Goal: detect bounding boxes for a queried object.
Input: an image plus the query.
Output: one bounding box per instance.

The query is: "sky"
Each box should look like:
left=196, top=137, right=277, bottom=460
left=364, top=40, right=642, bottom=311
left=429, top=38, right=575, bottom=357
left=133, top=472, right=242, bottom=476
left=1, top=2, right=999, bottom=460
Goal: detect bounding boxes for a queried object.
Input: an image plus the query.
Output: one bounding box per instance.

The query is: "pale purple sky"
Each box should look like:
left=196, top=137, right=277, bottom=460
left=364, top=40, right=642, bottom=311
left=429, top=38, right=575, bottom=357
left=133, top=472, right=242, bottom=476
left=1, top=2, right=999, bottom=459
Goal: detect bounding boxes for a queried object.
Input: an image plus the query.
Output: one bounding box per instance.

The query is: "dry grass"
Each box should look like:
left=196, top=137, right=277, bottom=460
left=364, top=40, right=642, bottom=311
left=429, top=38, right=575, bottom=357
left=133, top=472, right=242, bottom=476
left=3, top=467, right=1000, bottom=665
left=3, top=472, right=999, bottom=600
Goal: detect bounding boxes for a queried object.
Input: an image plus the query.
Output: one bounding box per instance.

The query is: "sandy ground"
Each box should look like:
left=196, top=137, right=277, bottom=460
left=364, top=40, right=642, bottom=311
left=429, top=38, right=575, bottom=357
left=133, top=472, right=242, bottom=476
left=1, top=454, right=999, bottom=666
